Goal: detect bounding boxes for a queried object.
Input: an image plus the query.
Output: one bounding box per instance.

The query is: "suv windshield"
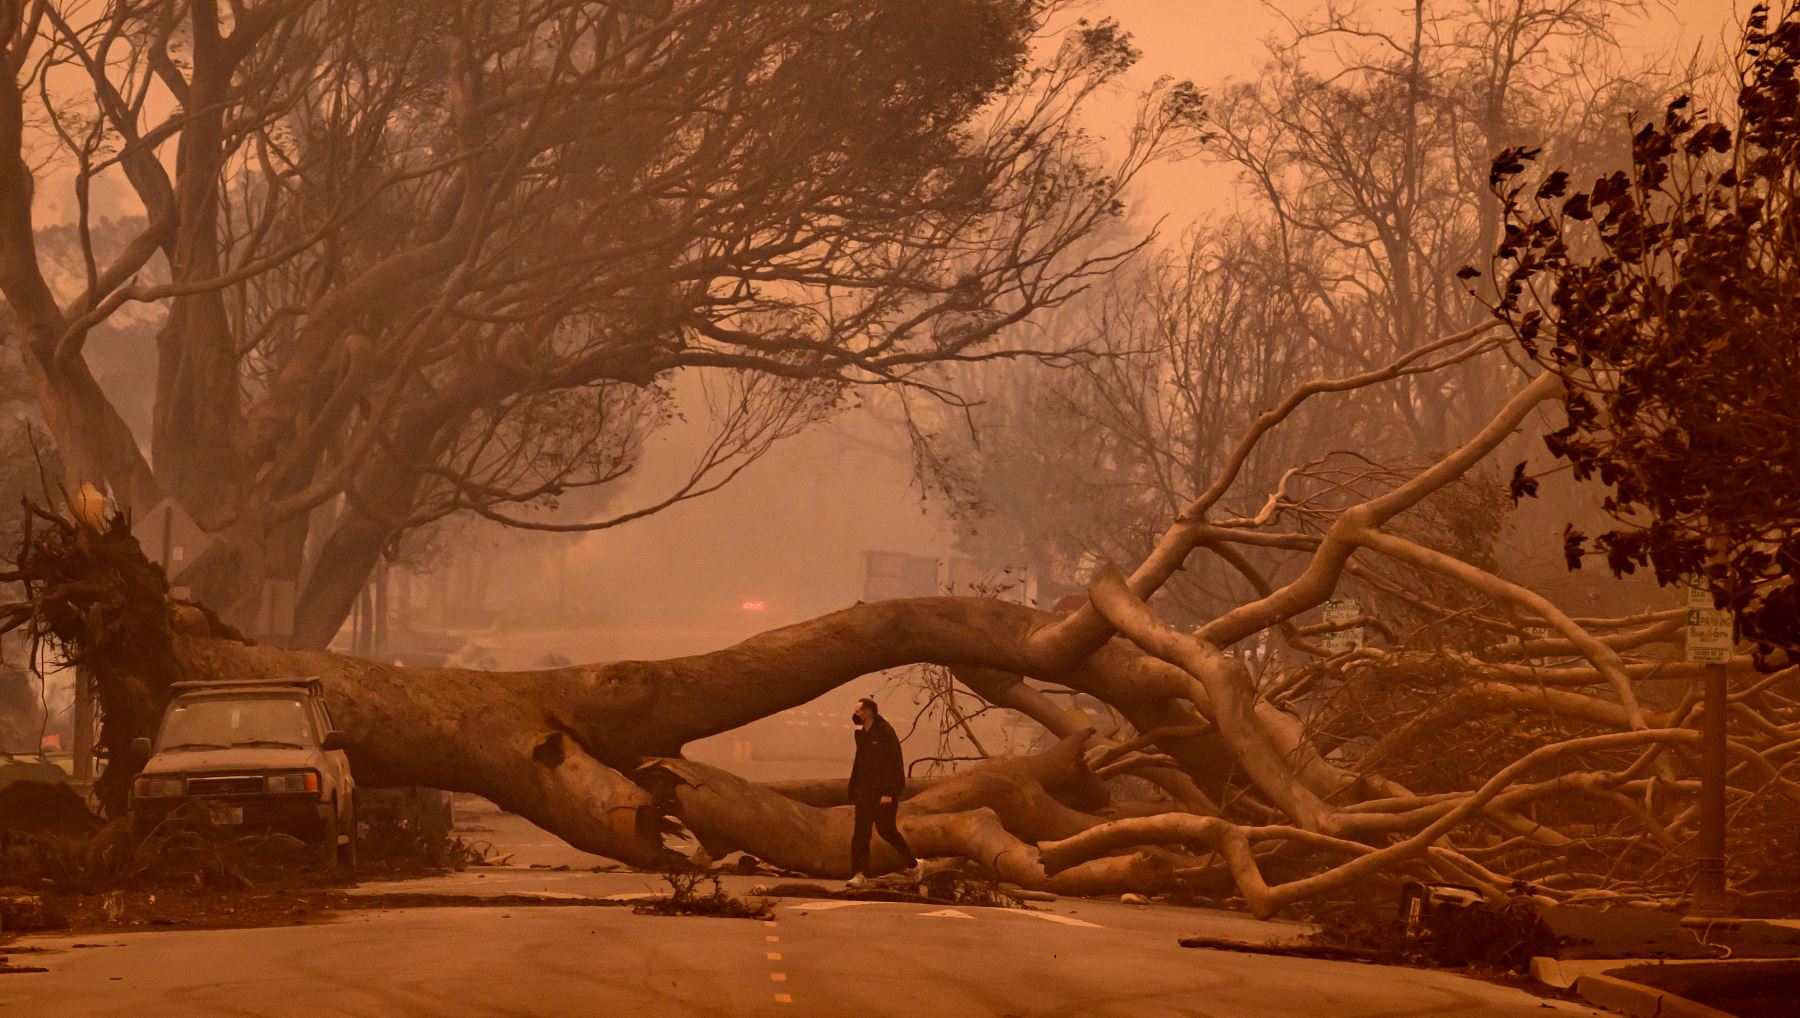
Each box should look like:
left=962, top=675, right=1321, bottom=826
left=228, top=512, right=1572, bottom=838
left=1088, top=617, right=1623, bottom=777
left=158, top=697, right=315, bottom=750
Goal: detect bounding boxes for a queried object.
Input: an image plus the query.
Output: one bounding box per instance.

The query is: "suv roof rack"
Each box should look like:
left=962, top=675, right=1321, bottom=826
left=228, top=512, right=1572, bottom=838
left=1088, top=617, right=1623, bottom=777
left=169, top=677, right=325, bottom=696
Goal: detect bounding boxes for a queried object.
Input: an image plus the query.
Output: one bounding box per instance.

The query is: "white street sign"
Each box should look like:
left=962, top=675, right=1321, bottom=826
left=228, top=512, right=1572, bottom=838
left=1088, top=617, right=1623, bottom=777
left=1320, top=597, right=1364, bottom=654
left=130, top=497, right=215, bottom=572
left=1683, top=574, right=1715, bottom=610
left=1686, top=611, right=1734, bottom=664
left=1682, top=575, right=1734, bottom=664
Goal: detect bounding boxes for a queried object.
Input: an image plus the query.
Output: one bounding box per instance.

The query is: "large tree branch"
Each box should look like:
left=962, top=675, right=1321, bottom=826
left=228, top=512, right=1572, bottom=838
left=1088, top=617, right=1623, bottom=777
left=1027, top=324, right=1509, bottom=666
left=1197, top=370, right=1563, bottom=649
left=1354, top=529, right=1649, bottom=727
left=1087, top=564, right=1336, bottom=831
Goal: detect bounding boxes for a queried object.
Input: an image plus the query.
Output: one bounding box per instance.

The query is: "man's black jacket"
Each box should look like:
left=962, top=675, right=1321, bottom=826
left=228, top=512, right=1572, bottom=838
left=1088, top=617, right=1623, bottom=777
left=848, top=715, right=906, bottom=801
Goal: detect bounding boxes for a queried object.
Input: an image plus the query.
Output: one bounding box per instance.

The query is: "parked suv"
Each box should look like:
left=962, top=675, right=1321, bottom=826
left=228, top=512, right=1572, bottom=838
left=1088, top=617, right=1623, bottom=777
left=130, top=678, right=356, bottom=870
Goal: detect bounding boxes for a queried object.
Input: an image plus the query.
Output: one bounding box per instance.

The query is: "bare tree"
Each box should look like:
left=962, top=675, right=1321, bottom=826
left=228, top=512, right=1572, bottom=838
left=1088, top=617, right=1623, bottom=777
left=909, top=223, right=1370, bottom=624
left=0, top=1, right=1199, bottom=646
left=1208, top=0, right=1663, bottom=446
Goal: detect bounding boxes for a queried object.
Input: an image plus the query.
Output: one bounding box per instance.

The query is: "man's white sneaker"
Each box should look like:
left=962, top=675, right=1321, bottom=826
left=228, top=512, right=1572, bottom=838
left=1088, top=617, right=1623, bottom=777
left=906, top=861, right=926, bottom=883
left=845, top=873, right=868, bottom=890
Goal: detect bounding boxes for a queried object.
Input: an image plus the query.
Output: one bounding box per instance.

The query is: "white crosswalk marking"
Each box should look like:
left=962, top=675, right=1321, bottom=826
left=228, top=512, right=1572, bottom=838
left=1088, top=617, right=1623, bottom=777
left=782, top=899, right=1103, bottom=928
left=1013, top=911, right=1101, bottom=928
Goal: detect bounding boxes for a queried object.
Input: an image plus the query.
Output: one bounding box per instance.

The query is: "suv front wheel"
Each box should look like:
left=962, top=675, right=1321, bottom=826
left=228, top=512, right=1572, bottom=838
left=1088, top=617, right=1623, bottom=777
left=316, top=794, right=340, bottom=873
left=340, top=794, right=358, bottom=873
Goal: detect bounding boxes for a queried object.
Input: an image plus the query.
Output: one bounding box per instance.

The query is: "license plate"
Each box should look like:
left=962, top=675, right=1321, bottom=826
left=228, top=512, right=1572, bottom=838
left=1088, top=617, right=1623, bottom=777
left=205, top=804, right=244, bottom=825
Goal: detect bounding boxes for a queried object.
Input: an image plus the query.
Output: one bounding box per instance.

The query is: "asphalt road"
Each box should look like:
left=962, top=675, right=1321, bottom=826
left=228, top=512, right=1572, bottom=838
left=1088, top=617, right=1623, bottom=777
left=2, top=803, right=1609, bottom=1017
left=5, top=898, right=1606, bottom=1018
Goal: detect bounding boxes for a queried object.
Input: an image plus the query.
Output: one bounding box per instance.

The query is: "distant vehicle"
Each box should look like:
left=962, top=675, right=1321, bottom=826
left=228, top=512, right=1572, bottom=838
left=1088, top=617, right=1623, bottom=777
left=129, top=678, right=356, bottom=870
left=0, top=752, right=72, bottom=793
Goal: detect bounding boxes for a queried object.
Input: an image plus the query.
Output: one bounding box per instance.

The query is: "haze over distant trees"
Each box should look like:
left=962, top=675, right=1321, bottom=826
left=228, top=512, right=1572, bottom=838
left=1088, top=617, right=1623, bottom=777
left=911, top=0, right=1671, bottom=629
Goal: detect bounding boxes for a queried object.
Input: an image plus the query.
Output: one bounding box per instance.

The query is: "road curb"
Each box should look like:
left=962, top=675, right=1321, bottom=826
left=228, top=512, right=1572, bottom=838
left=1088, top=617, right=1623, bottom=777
left=1573, top=972, right=1738, bottom=1018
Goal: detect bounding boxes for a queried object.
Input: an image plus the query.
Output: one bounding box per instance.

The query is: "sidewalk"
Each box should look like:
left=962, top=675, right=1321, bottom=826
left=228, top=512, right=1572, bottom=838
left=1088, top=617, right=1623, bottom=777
left=1530, top=906, right=1800, bottom=1018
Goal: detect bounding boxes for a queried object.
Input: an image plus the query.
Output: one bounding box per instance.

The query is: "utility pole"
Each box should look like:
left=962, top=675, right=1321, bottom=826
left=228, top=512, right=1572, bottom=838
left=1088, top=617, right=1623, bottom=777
left=72, top=667, right=94, bottom=784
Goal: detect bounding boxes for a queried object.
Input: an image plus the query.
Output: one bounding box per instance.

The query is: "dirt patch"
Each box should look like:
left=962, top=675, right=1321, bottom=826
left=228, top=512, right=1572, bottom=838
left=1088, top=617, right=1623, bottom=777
left=339, top=892, right=623, bottom=911
left=0, top=951, right=49, bottom=975
left=1, top=802, right=501, bottom=939
left=1177, top=935, right=1385, bottom=963
left=8, top=871, right=809, bottom=938
left=45, top=887, right=337, bottom=934
left=1607, top=960, right=1800, bottom=1018
left=1177, top=890, right=1588, bottom=1007
left=631, top=872, right=773, bottom=920
left=758, top=873, right=1026, bottom=910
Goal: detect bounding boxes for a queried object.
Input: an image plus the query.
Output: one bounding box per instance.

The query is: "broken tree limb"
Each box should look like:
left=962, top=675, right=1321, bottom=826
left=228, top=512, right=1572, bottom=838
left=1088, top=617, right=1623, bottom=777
left=951, top=665, right=1093, bottom=739
left=1087, top=564, right=1335, bottom=831
left=642, top=754, right=1170, bottom=894
left=902, top=732, right=1110, bottom=841
left=1355, top=529, right=1649, bottom=728
left=1044, top=729, right=1701, bottom=918
left=1197, top=371, right=1563, bottom=651
left=1026, top=322, right=1506, bottom=667
left=3, top=509, right=1248, bottom=868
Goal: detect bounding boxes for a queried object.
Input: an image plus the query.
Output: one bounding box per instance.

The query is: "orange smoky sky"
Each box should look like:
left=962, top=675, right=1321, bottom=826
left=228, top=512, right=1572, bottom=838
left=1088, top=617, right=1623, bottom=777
left=1104, top=1, right=1740, bottom=83
left=1091, top=0, right=1746, bottom=225
left=31, top=2, right=1747, bottom=232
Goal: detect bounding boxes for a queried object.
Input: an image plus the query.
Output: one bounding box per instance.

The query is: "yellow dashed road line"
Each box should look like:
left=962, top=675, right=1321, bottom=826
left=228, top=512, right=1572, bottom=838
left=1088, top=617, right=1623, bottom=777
left=764, top=917, right=791, bottom=1005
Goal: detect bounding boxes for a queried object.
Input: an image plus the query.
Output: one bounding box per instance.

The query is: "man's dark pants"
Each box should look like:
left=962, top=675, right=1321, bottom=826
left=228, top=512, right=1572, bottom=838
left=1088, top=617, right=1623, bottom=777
left=851, top=792, right=917, bottom=876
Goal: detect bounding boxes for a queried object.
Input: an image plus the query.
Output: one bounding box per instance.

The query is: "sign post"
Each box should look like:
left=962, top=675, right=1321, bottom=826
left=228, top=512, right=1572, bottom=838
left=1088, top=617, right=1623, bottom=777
left=1683, top=578, right=1734, bottom=664
left=71, top=666, right=94, bottom=785
left=1684, top=575, right=1733, bottom=916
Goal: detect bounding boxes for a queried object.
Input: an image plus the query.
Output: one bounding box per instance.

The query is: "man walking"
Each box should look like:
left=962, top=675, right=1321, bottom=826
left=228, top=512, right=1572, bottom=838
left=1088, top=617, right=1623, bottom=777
left=846, top=696, right=922, bottom=888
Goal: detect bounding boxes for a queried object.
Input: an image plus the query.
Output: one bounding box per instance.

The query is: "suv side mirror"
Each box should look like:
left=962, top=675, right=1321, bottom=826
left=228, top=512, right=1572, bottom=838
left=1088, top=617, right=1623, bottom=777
left=320, top=730, right=348, bottom=752
left=131, top=736, right=153, bottom=757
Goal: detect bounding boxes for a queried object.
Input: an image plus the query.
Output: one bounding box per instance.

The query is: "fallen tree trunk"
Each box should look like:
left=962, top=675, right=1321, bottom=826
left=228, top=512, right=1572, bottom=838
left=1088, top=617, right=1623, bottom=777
left=0, top=510, right=1238, bottom=866
left=644, top=755, right=1174, bottom=894
left=762, top=776, right=938, bottom=808
left=1, top=516, right=1203, bottom=890
left=5, top=498, right=1785, bottom=916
